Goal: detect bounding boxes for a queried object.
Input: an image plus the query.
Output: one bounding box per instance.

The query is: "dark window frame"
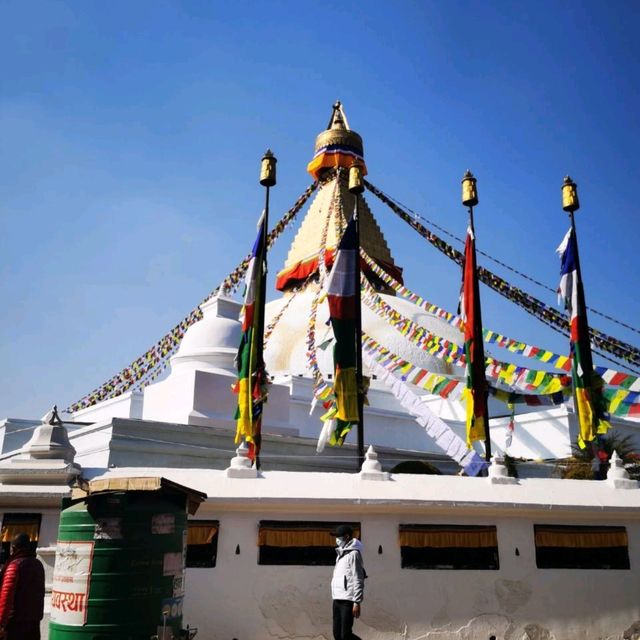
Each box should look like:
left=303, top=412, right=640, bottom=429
left=534, top=524, right=630, bottom=570
left=1, top=513, right=42, bottom=563
left=258, top=520, right=361, bottom=566
left=186, top=520, right=219, bottom=568
left=399, top=524, right=499, bottom=570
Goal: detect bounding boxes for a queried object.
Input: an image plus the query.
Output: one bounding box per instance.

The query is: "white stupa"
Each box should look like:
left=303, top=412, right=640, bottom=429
left=68, top=103, right=639, bottom=468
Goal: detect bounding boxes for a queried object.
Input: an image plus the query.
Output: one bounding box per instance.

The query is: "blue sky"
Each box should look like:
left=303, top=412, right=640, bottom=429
left=1, top=0, right=638, bottom=418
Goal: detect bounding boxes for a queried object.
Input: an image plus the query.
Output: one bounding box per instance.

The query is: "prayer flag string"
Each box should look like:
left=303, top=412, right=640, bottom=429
left=362, top=334, right=640, bottom=417
left=360, top=249, right=640, bottom=392
left=364, top=179, right=640, bottom=370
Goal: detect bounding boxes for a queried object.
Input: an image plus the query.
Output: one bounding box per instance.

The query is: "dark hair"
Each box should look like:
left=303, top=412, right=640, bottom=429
left=334, top=524, right=353, bottom=538
left=11, top=533, right=31, bottom=550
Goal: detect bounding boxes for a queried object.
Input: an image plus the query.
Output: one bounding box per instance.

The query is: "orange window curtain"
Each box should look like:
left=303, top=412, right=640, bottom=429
left=187, top=523, right=218, bottom=545
left=535, top=526, right=627, bottom=549
left=1, top=521, right=40, bottom=543
left=399, top=526, right=497, bottom=548
left=259, top=525, right=361, bottom=548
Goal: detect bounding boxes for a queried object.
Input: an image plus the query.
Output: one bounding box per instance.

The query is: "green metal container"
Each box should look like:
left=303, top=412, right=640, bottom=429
left=49, top=484, right=193, bottom=640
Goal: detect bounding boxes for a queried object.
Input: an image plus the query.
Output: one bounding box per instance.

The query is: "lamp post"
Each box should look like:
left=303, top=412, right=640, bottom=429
left=259, top=149, right=277, bottom=264
left=461, top=170, right=492, bottom=462
left=349, top=162, right=366, bottom=469
left=255, top=149, right=276, bottom=468
left=259, top=148, right=277, bottom=340
left=561, top=176, right=586, bottom=327
left=562, top=175, right=580, bottom=242
left=561, top=175, right=598, bottom=457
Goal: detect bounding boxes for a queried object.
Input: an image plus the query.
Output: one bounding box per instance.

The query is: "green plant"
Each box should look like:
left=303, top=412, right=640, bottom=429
left=556, top=432, right=640, bottom=480
left=503, top=453, right=519, bottom=478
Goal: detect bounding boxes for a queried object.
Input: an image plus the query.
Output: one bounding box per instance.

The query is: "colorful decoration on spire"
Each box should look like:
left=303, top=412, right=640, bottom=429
left=307, top=101, right=368, bottom=180
left=277, top=167, right=402, bottom=293
left=307, top=180, right=340, bottom=422
left=233, top=213, right=269, bottom=463
left=557, top=227, right=610, bottom=447
left=307, top=144, right=367, bottom=180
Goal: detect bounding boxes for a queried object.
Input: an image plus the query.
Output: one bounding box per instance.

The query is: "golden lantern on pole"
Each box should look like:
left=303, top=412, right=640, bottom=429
left=348, top=161, right=365, bottom=195
left=461, top=170, right=479, bottom=208
left=562, top=175, right=580, bottom=213
left=260, top=149, right=277, bottom=187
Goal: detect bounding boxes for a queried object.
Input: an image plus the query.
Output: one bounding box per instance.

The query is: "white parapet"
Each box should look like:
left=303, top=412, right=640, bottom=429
left=488, top=454, right=518, bottom=485
left=226, top=442, right=259, bottom=478
left=359, top=445, right=389, bottom=481
left=607, top=450, right=639, bottom=490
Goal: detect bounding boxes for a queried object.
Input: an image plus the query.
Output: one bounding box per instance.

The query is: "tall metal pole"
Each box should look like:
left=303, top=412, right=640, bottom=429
left=467, top=203, right=492, bottom=462
left=566, top=209, right=589, bottom=337
left=561, top=179, right=586, bottom=362
left=562, top=176, right=599, bottom=462
left=349, top=163, right=365, bottom=469
left=567, top=208, right=588, bottom=456
left=257, top=150, right=277, bottom=469
left=462, top=170, right=491, bottom=463
left=568, top=209, right=590, bottom=335
left=259, top=183, right=270, bottom=341
left=259, top=150, right=277, bottom=326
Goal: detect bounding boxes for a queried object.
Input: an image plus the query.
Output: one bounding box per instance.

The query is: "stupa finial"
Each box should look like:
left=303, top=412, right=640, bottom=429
left=307, top=102, right=365, bottom=180
left=328, top=101, right=350, bottom=131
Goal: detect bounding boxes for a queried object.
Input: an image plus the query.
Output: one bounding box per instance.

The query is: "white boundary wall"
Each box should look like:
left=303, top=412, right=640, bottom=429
left=185, top=505, right=640, bottom=640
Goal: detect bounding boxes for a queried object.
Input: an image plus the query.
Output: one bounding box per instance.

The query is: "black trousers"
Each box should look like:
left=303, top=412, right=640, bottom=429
left=7, top=620, right=40, bottom=640
left=333, top=599, right=362, bottom=640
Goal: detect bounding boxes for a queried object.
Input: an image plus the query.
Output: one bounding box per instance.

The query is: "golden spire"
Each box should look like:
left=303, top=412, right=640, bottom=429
left=277, top=104, right=400, bottom=292
left=307, top=102, right=367, bottom=180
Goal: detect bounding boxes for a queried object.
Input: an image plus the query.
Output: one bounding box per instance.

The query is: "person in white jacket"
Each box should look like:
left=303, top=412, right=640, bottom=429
left=331, top=524, right=364, bottom=640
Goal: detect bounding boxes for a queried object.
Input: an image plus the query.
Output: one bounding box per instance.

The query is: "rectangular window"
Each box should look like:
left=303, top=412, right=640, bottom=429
left=399, top=524, right=499, bottom=570
left=186, top=520, right=219, bottom=568
left=258, top=521, right=361, bottom=566
left=534, top=525, right=629, bottom=570
left=1, top=513, right=41, bottom=563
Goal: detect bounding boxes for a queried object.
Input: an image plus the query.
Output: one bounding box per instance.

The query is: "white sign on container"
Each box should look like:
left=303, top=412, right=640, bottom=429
left=50, top=540, right=94, bottom=626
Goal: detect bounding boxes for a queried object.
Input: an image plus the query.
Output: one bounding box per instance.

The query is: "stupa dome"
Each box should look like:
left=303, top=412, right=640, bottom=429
left=170, top=294, right=242, bottom=376
left=264, top=286, right=461, bottom=380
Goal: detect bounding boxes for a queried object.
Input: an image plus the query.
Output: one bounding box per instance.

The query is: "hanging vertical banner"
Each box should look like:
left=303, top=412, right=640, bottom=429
left=557, top=228, right=610, bottom=447
left=460, top=225, right=489, bottom=447
left=325, top=217, right=360, bottom=446
left=233, top=212, right=269, bottom=463
left=364, top=352, right=486, bottom=476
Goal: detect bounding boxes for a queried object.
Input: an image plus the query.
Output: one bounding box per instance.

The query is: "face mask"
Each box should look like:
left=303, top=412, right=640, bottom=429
left=335, top=537, right=346, bottom=547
